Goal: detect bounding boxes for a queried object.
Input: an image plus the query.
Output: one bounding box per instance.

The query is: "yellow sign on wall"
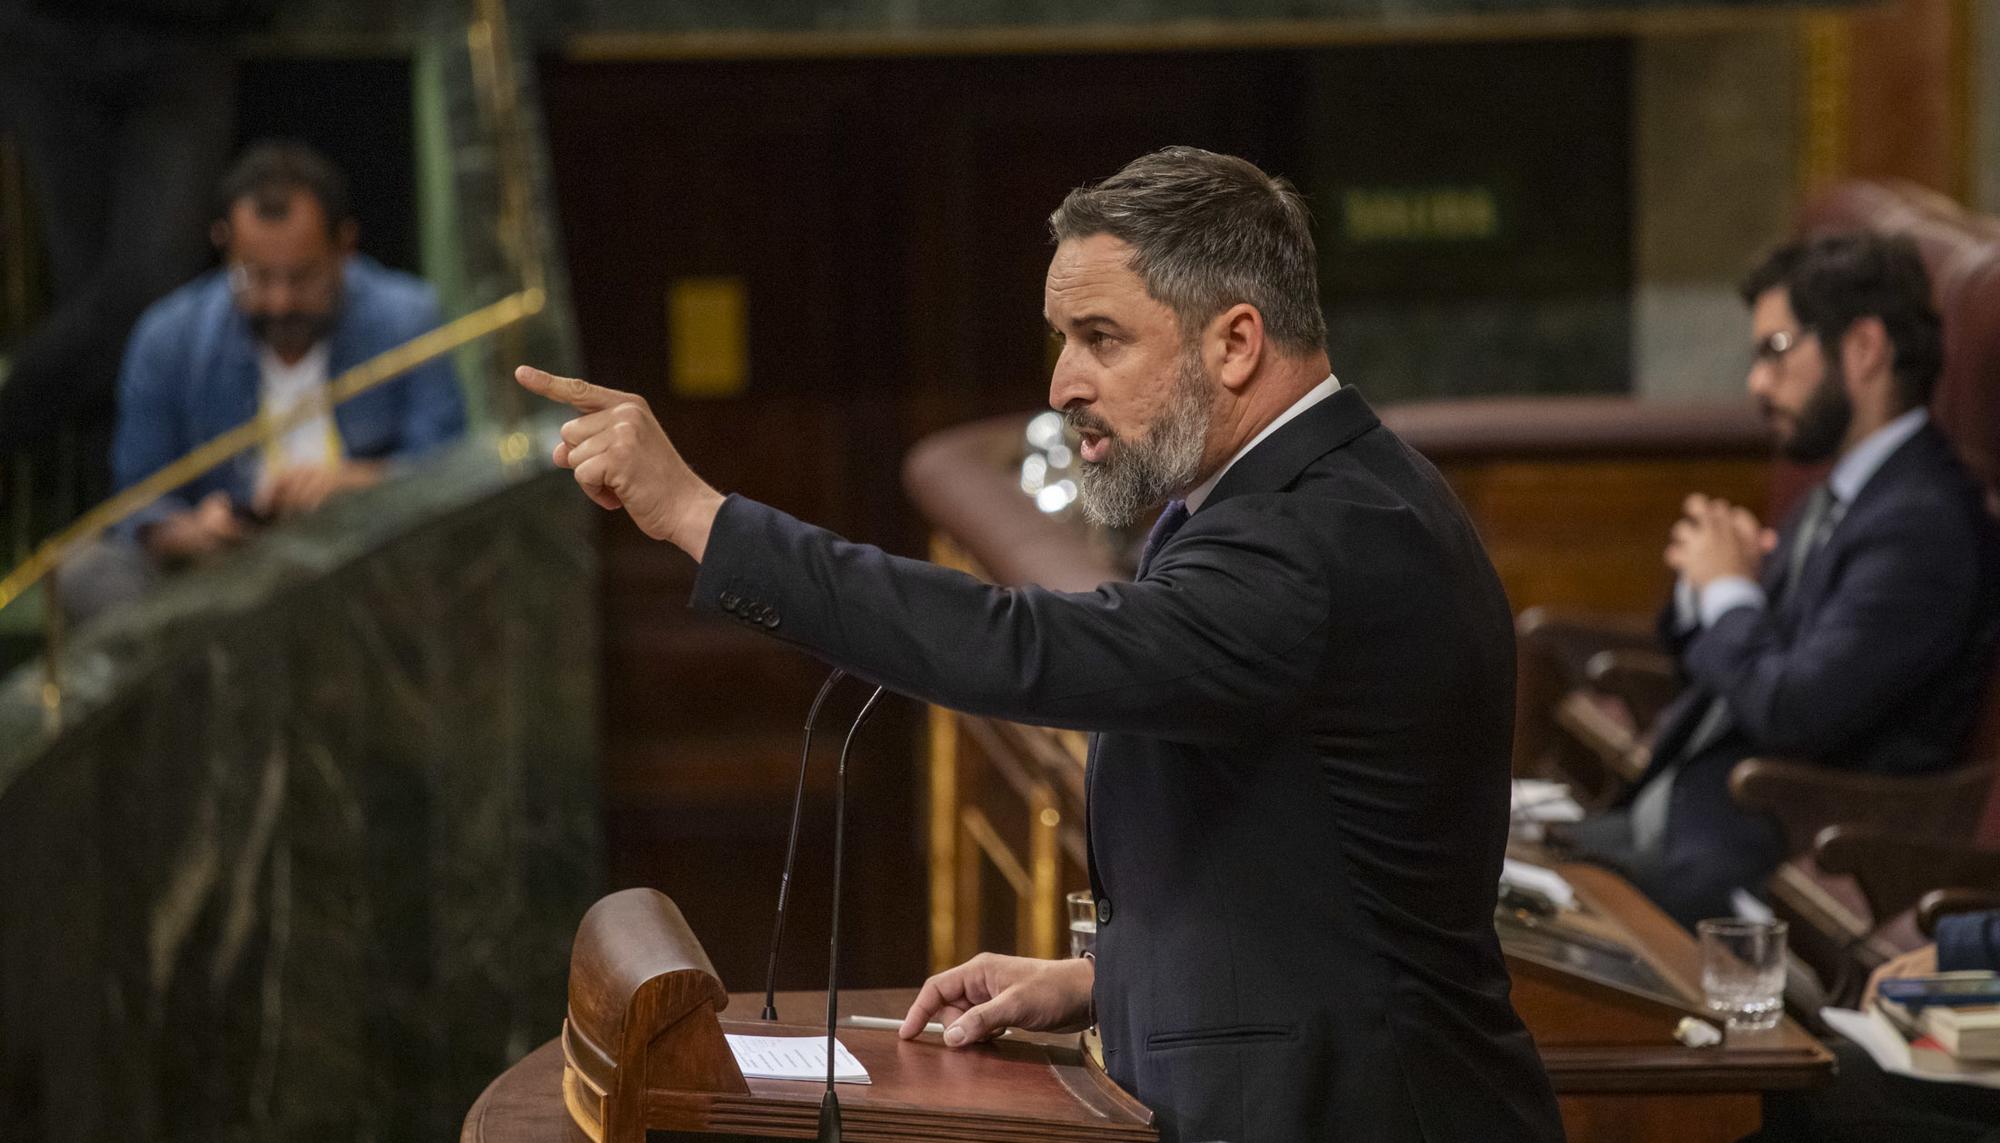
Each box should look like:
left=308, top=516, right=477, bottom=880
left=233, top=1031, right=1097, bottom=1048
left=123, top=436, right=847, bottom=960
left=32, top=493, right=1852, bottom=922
left=1342, top=187, right=1500, bottom=244
left=668, top=277, right=748, bottom=398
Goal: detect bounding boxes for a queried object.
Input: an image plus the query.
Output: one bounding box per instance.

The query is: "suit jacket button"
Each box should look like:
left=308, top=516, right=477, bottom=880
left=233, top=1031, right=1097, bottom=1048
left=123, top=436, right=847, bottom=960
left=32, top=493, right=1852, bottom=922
left=720, top=591, right=741, bottom=611
left=761, top=611, right=781, bottom=629
left=1096, top=898, right=1112, bottom=925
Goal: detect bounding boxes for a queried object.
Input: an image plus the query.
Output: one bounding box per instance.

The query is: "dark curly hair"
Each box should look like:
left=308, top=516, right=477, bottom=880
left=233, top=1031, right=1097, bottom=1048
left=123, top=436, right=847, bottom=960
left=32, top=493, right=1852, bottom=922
left=215, top=140, right=352, bottom=237
left=1740, top=232, right=1944, bottom=412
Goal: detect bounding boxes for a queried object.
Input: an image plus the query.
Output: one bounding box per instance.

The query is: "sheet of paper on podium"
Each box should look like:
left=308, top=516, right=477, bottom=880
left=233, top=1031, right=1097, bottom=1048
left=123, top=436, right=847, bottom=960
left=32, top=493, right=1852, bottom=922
left=725, top=1034, right=872, bottom=1084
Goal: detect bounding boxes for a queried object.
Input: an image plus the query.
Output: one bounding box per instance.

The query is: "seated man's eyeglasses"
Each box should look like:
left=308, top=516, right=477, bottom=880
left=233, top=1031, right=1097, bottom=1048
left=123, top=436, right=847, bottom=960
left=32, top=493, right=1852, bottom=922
left=1753, top=328, right=1811, bottom=366
left=227, top=260, right=339, bottom=305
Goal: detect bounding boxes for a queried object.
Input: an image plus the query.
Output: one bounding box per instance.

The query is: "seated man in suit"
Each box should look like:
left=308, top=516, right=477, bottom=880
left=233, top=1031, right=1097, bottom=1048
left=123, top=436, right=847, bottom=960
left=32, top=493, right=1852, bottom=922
left=1750, top=909, right=2000, bottom=1142
left=1560, top=233, right=2000, bottom=929
left=516, top=147, right=1564, bottom=1142
left=57, top=141, right=466, bottom=621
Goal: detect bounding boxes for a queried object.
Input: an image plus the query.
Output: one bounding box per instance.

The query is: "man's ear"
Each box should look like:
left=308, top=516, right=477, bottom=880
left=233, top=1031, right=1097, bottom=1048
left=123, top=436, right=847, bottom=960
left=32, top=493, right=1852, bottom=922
left=1210, top=303, right=1265, bottom=394
left=335, top=218, right=360, bottom=256
left=210, top=219, right=231, bottom=252
left=1840, top=315, right=1893, bottom=398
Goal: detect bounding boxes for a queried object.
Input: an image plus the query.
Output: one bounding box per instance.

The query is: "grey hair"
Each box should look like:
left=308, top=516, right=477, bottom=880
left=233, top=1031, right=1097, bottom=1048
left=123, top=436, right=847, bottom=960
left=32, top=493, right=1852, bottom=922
left=1047, top=146, right=1328, bottom=357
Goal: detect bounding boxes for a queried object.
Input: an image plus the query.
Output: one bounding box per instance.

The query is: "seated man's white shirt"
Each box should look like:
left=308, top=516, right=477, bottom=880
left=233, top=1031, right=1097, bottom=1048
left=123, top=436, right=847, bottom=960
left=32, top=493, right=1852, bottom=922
left=257, top=342, right=343, bottom=482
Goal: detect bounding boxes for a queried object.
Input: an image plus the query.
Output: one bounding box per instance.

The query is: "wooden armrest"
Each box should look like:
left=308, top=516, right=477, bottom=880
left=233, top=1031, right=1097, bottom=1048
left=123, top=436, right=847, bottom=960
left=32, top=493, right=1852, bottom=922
left=1918, top=887, right=2000, bottom=936
left=1812, top=824, right=2000, bottom=927
left=1514, top=606, right=1659, bottom=787
left=1582, top=648, right=1678, bottom=730
left=1553, top=691, right=1650, bottom=789
left=1729, top=759, right=1997, bottom=857
left=1516, top=606, right=1658, bottom=654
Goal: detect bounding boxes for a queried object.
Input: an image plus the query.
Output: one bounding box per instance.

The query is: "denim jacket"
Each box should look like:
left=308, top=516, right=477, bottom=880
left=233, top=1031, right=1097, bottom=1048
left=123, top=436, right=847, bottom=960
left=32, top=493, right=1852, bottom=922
left=112, top=254, right=466, bottom=533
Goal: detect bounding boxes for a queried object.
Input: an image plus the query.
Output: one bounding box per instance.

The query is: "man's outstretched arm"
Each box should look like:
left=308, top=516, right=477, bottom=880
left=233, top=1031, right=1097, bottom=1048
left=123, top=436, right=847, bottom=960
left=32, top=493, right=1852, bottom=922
left=516, top=365, right=1332, bottom=742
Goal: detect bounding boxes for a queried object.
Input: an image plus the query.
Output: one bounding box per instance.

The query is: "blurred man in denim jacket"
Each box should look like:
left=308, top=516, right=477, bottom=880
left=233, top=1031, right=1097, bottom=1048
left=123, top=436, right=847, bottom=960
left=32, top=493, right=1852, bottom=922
left=113, top=141, right=464, bottom=560
left=57, top=142, right=464, bottom=621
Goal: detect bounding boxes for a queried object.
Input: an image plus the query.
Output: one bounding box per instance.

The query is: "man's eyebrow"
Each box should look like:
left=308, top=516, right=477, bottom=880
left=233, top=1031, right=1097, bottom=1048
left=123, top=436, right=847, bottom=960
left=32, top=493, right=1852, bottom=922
left=1048, top=312, right=1124, bottom=333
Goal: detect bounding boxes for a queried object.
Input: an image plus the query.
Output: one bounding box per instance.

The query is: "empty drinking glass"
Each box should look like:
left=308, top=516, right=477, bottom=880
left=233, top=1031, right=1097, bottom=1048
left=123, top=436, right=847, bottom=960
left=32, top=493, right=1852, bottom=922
left=1066, top=891, right=1097, bottom=959
left=1698, top=918, right=1787, bottom=1031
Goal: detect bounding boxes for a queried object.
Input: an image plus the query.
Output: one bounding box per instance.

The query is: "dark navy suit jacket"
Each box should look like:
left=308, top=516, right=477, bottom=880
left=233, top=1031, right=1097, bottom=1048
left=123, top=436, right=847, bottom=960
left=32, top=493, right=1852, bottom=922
left=1653, top=422, right=1999, bottom=777
left=1631, top=423, right=2000, bottom=922
left=111, top=254, right=466, bottom=534
left=691, top=388, right=1563, bottom=1142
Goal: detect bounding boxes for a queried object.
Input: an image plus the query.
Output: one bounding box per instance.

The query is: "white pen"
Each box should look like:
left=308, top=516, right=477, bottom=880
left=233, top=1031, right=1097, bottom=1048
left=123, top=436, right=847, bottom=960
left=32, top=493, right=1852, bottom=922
left=840, top=1014, right=1010, bottom=1038
left=842, top=1014, right=934, bottom=1033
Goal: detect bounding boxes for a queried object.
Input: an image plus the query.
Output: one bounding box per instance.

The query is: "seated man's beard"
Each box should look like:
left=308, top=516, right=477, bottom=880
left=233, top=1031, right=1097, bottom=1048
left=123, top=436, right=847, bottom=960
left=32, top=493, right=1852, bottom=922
left=1778, top=362, right=1853, bottom=463
left=249, top=310, right=338, bottom=350
left=1071, top=348, right=1213, bottom=529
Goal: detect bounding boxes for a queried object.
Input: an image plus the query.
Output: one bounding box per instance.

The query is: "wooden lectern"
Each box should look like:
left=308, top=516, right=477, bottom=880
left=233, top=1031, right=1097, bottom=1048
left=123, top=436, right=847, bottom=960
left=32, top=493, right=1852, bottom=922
left=553, top=888, right=1155, bottom=1142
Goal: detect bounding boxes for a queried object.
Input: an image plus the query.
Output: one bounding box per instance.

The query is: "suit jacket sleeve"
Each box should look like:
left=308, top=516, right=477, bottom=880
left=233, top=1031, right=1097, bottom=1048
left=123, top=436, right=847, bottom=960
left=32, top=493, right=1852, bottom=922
left=1679, top=508, right=1978, bottom=759
left=689, top=494, right=1332, bottom=743
left=111, top=305, right=197, bottom=534
left=1934, top=909, right=2000, bottom=973
left=388, top=293, right=467, bottom=456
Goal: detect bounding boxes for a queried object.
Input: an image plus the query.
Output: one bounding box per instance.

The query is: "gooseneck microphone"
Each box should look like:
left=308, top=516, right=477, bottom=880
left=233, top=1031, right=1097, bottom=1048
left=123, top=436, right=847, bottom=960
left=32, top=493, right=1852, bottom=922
left=760, top=668, right=847, bottom=1022
left=816, top=684, right=888, bottom=1143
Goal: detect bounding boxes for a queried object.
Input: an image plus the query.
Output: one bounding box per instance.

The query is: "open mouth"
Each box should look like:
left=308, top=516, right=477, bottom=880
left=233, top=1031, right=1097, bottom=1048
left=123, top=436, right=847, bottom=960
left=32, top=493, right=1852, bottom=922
left=1078, top=431, right=1109, bottom=464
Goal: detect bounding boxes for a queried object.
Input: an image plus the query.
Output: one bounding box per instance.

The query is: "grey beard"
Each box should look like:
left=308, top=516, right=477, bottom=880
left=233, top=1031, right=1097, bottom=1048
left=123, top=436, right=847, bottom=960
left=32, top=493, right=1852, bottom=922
left=1075, top=351, right=1213, bottom=529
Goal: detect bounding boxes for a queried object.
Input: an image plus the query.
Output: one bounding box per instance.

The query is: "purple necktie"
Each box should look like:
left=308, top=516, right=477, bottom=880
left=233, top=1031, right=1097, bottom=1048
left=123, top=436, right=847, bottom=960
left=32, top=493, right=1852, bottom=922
left=1138, top=499, right=1190, bottom=578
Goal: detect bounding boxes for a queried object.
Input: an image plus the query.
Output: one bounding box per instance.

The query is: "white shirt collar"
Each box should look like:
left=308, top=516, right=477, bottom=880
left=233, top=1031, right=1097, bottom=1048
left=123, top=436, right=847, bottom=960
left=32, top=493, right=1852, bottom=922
left=1829, top=406, right=1928, bottom=504
left=1184, top=375, right=1340, bottom=512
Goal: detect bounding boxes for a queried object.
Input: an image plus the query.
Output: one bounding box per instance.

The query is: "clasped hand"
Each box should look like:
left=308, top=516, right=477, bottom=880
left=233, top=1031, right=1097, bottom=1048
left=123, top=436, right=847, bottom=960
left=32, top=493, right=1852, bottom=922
left=1665, top=493, right=1777, bottom=590
left=898, top=953, right=1095, bottom=1048
left=515, top=366, right=723, bottom=559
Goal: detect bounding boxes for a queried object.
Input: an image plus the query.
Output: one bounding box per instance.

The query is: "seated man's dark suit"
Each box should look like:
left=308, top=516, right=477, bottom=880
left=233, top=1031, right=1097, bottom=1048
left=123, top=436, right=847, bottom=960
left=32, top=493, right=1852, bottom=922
left=691, top=387, right=1563, bottom=1142
left=1581, top=417, right=2000, bottom=928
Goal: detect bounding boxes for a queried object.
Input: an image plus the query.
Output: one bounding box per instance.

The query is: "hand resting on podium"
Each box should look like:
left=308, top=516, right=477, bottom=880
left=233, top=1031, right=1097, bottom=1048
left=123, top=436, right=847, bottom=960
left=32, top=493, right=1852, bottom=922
left=900, top=953, right=1095, bottom=1048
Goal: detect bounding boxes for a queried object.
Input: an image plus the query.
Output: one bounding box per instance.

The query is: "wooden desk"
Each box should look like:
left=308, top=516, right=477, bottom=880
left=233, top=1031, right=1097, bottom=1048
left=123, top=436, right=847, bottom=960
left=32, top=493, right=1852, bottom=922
left=1518, top=862, right=1831, bottom=1142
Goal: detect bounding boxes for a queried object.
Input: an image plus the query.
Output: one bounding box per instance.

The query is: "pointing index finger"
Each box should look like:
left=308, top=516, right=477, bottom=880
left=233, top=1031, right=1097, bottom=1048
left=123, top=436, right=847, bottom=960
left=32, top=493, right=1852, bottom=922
left=515, top=364, right=622, bottom=412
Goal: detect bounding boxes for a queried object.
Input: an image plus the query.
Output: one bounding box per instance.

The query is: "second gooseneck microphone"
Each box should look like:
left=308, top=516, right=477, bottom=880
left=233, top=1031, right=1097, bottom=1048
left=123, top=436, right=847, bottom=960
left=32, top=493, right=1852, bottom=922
left=817, top=685, right=887, bottom=1143
left=760, top=667, right=847, bottom=1022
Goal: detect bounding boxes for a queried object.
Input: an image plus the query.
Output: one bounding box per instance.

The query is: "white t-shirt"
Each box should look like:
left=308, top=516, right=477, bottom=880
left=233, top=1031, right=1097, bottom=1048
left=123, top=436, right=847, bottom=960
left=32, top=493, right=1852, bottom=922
left=258, top=342, right=343, bottom=481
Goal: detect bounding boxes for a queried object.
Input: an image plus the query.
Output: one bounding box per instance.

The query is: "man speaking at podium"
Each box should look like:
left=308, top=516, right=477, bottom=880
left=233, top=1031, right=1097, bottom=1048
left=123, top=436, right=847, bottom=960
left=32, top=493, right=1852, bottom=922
left=518, top=147, right=1562, bottom=1142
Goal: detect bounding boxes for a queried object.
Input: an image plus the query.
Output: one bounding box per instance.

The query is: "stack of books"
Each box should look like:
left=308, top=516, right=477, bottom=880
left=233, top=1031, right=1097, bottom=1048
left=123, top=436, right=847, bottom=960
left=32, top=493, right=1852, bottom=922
left=1877, top=990, right=2000, bottom=1075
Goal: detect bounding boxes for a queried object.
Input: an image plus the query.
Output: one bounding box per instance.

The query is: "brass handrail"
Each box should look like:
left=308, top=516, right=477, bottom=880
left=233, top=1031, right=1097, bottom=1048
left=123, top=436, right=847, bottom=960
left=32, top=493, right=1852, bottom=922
left=0, top=286, right=544, bottom=615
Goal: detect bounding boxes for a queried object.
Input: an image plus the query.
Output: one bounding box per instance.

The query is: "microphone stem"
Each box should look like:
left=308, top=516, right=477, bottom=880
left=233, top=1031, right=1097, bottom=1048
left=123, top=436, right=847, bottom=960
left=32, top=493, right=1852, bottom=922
left=762, top=668, right=846, bottom=1022
left=825, top=686, right=886, bottom=1092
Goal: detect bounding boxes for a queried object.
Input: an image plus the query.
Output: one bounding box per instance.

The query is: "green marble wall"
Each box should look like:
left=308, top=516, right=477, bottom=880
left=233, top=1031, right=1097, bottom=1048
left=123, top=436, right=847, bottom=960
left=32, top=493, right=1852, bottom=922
left=0, top=437, right=602, bottom=1143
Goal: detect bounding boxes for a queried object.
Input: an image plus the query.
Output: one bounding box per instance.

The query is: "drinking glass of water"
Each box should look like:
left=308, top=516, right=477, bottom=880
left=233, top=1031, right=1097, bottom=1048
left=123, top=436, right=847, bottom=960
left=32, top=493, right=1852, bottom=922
left=1066, top=891, right=1097, bottom=959
left=1697, top=918, right=1787, bottom=1030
